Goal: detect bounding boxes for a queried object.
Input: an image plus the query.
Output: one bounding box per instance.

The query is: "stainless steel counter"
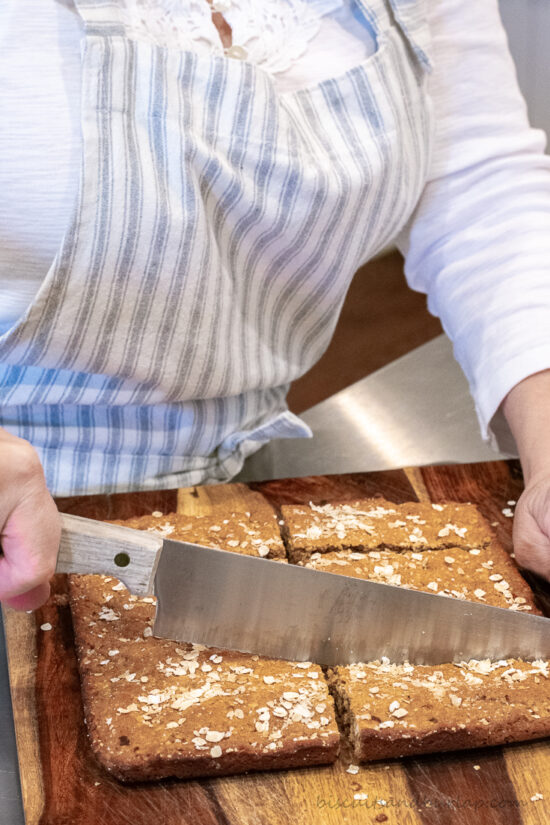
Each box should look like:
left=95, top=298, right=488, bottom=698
left=0, top=333, right=513, bottom=824
left=237, top=335, right=511, bottom=482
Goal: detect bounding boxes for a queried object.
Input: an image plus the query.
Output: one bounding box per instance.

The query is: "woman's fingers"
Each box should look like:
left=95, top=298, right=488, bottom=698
left=511, top=478, right=550, bottom=580
left=0, top=430, right=61, bottom=609
left=0, top=487, right=61, bottom=601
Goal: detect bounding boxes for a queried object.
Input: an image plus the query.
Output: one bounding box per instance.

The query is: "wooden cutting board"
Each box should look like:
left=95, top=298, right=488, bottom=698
left=5, top=461, right=550, bottom=825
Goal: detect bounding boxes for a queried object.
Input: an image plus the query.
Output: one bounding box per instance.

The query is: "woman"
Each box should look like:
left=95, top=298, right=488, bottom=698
left=1, top=0, right=550, bottom=610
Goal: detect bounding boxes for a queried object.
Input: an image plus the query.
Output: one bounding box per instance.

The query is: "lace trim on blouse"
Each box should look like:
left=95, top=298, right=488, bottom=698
left=118, top=0, right=345, bottom=74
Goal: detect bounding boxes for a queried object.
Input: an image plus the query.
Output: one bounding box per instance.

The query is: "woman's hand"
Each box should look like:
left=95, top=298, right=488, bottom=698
left=0, top=428, right=60, bottom=610
left=502, top=370, right=550, bottom=580
left=511, top=474, right=550, bottom=579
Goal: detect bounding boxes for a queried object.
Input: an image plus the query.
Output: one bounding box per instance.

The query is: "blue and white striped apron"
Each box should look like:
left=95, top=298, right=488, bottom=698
left=0, top=0, right=433, bottom=496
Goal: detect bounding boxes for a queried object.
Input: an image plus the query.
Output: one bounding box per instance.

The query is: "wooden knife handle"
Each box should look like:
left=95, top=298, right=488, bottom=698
left=56, top=513, right=164, bottom=596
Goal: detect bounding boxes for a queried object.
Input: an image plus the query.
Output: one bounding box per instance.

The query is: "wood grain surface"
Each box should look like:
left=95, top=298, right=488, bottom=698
left=6, top=461, right=550, bottom=825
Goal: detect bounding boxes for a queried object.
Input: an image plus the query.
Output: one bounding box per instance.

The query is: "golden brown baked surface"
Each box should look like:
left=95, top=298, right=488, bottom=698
left=281, top=498, right=493, bottom=562
left=68, top=507, right=339, bottom=782
left=69, top=497, right=548, bottom=774
left=327, top=658, right=550, bottom=761
left=303, top=542, right=538, bottom=611
left=117, top=494, right=285, bottom=560
left=315, top=525, right=546, bottom=762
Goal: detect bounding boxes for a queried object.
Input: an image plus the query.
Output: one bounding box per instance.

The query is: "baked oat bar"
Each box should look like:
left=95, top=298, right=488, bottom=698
left=119, top=495, right=286, bottom=560
left=282, top=499, right=493, bottom=563
left=69, top=509, right=339, bottom=782
left=327, top=658, right=550, bottom=761
left=304, top=543, right=538, bottom=611
left=314, top=535, right=547, bottom=761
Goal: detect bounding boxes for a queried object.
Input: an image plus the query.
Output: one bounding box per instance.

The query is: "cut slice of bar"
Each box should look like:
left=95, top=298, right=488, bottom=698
left=316, top=531, right=547, bottom=761
left=119, top=494, right=286, bottom=560
left=282, top=499, right=493, bottom=563
left=304, top=543, right=538, bottom=611
left=69, top=511, right=339, bottom=782
left=326, top=658, right=550, bottom=761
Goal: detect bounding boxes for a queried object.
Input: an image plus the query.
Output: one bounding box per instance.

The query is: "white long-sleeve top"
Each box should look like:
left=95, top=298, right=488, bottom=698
left=397, top=0, right=550, bottom=452
left=1, top=0, right=550, bottom=455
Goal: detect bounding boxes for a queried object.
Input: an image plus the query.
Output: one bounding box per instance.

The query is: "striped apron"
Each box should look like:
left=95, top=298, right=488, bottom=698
left=0, top=0, right=433, bottom=496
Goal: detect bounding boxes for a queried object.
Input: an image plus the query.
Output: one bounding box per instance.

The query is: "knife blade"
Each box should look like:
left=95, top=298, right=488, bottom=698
left=56, top=512, right=550, bottom=666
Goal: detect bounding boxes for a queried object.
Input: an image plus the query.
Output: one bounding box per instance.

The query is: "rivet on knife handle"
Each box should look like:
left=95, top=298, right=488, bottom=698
left=56, top=513, right=164, bottom=596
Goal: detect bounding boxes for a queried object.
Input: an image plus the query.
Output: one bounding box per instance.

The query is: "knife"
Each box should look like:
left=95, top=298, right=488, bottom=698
left=56, top=512, right=550, bottom=667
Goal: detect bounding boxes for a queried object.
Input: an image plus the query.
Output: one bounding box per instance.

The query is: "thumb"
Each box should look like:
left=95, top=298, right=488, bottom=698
left=0, top=486, right=61, bottom=610
left=2, top=583, right=52, bottom=612
left=512, top=482, right=550, bottom=581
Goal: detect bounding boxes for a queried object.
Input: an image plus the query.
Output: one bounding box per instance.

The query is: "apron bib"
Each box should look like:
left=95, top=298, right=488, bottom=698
left=0, top=0, right=433, bottom=495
